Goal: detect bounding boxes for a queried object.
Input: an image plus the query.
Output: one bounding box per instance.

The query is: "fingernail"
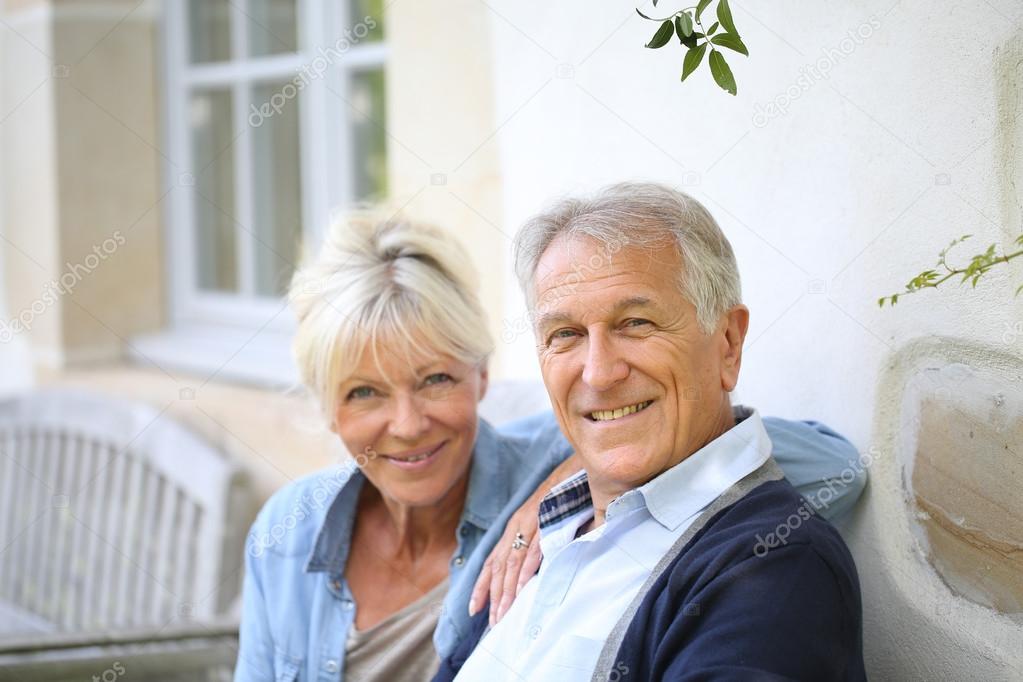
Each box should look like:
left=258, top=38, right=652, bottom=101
left=468, top=598, right=477, bottom=616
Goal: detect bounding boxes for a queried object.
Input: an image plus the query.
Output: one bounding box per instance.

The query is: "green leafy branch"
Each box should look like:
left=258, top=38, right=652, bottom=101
left=638, top=0, right=749, bottom=95
left=877, top=233, right=1023, bottom=307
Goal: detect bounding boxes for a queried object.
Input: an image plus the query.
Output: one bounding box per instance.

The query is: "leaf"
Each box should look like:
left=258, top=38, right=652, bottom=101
left=653, top=0, right=658, bottom=5
left=646, top=20, right=675, bottom=48
left=709, top=49, right=737, bottom=95
left=1015, top=283, right=1023, bottom=297
left=891, top=294, right=899, bottom=305
left=707, top=21, right=719, bottom=36
left=635, top=8, right=655, bottom=20
left=675, top=13, right=694, bottom=38
left=681, top=43, right=708, bottom=81
left=717, top=0, right=739, bottom=36
left=711, top=32, right=749, bottom=56
left=696, top=0, right=712, bottom=21
left=877, top=297, right=886, bottom=308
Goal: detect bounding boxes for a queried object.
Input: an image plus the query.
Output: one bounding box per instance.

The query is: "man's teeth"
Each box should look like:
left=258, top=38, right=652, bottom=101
left=590, top=400, right=653, bottom=422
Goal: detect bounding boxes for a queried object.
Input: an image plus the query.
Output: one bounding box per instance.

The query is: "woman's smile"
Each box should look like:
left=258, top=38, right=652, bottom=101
left=380, top=440, right=448, bottom=471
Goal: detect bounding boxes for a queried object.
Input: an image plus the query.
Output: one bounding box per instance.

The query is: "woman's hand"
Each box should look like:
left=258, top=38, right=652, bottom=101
left=469, top=453, right=582, bottom=625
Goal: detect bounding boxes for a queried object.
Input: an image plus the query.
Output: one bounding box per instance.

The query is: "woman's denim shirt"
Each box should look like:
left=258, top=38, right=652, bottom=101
left=234, top=413, right=863, bottom=681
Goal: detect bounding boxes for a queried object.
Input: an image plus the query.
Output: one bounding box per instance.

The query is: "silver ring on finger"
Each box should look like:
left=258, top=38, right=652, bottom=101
left=511, top=532, right=527, bottom=550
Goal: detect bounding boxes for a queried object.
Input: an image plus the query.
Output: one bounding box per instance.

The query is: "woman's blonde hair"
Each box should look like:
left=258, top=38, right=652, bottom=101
left=289, top=210, right=493, bottom=420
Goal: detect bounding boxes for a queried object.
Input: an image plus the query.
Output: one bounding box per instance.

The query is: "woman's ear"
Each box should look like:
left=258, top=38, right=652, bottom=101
left=478, top=365, right=490, bottom=402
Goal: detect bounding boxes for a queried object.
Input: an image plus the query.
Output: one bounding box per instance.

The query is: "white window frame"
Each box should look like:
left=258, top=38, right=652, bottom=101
left=131, top=0, right=387, bottom=386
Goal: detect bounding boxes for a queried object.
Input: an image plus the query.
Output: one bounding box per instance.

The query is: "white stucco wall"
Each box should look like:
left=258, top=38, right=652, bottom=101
left=0, top=2, right=37, bottom=395
left=482, top=0, right=1022, bottom=679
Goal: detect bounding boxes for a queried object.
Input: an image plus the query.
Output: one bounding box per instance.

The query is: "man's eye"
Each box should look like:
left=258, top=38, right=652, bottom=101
left=347, top=386, right=377, bottom=400
left=423, top=373, right=453, bottom=386
left=624, top=318, right=652, bottom=328
left=552, top=328, right=579, bottom=339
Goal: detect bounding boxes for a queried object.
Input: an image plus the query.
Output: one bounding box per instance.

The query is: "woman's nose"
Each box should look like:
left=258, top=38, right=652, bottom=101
left=388, top=393, right=430, bottom=440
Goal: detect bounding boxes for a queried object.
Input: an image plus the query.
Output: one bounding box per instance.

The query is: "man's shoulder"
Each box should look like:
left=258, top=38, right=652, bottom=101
left=686, top=477, right=856, bottom=574
left=612, top=477, right=865, bottom=680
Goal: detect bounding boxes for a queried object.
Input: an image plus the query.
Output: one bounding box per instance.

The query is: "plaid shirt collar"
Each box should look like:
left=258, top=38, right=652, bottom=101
left=538, top=406, right=763, bottom=532
left=538, top=469, right=593, bottom=530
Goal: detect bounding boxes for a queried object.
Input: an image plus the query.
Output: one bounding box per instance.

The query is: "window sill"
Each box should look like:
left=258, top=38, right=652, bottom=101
left=128, top=324, right=299, bottom=389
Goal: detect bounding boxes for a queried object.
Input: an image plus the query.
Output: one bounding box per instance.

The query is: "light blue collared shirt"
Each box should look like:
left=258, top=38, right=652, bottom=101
left=234, top=411, right=864, bottom=681
left=454, top=408, right=773, bottom=681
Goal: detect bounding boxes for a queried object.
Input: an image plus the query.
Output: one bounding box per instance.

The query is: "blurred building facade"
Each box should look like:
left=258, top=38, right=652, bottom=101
left=0, top=0, right=1021, bottom=679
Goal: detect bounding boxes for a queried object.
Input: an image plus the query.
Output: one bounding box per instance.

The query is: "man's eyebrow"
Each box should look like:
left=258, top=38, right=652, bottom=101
left=535, top=311, right=573, bottom=331
left=535, top=296, right=655, bottom=330
left=615, top=296, right=654, bottom=311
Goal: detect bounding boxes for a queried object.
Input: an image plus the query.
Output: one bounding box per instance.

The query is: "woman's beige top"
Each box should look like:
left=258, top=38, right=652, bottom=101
left=344, top=578, right=450, bottom=681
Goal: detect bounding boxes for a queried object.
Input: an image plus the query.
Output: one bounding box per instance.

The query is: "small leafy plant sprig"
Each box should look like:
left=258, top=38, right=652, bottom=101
left=877, top=233, right=1023, bottom=306
left=637, top=0, right=749, bottom=95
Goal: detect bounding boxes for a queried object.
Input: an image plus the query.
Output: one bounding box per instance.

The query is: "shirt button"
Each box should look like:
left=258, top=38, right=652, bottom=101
left=342, top=599, right=354, bottom=610
left=459, top=526, right=469, bottom=536
left=453, top=556, right=464, bottom=566
left=529, top=625, right=541, bottom=639
left=325, top=659, right=339, bottom=672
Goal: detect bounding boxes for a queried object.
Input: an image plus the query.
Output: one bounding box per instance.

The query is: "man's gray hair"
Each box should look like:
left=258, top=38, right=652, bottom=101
left=513, top=182, right=742, bottom=333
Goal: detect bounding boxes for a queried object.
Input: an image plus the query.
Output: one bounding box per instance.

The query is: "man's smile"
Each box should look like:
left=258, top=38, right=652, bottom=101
left=586, top=399, right=655, bottom=422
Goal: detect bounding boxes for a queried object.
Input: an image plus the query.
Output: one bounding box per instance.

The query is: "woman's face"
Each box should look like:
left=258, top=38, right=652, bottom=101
left=333, top=343, right=488, bottom=509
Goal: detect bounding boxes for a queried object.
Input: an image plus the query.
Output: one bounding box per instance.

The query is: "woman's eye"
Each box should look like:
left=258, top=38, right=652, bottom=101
left=423, top=373, right=453, bottom=386
left=347, top=386, right=376, bottom=400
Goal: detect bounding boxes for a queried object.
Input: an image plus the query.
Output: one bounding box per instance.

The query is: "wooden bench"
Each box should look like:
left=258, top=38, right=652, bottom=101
left=0, top=389, right=252, bottom=680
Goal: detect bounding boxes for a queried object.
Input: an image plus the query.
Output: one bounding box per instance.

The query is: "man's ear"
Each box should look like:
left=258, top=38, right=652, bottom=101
left=720, top=304, right=749, bottom=392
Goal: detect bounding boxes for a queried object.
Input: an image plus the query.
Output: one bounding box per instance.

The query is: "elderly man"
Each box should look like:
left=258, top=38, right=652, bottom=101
left=440, top=183, right=865, bottom=680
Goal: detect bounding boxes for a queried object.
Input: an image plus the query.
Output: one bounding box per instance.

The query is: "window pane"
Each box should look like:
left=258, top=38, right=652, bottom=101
left=189, top=0, right=231, bottom=63
left=190, top=90, right=238, bottom=293
left=252, top=82, right=302, bottom=297
left=348, top=0, right=384, bottom=43
left=249, top=0, right=298, bottom=57
left=350, top=69, right=388, bottom=201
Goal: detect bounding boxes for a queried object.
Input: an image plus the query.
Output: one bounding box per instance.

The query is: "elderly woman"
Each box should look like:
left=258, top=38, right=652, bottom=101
left=234, top=211, right=864, bottom=682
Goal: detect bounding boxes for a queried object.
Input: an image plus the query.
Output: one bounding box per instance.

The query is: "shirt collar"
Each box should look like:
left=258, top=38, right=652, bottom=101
left=631, top=405, right=771, bottom=530
left=305, top=462, right=365, bottom=574
left=537, top=405, right=772, bottom=533
left=460, top=419, right=511, bottom=530
left=305, top=418, right=507, bottom=573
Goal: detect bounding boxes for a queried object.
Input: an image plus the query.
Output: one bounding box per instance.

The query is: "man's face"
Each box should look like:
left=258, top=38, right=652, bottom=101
left=533, top=234, right=748, bottom=501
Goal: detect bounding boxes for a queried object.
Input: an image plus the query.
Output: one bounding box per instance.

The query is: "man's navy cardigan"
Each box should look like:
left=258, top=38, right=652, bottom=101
left=435, top=460, right=866, bottom=681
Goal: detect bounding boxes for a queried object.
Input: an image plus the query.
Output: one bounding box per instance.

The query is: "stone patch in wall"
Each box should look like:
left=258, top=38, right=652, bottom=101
left=903, top=363, right=1022, bottom=617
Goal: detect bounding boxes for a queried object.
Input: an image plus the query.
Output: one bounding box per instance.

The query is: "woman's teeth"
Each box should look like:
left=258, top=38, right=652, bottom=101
left=589, top=400, right=653, bottom=422
left=387, top=443, right=442, bottom=462
left=394, top=452, right=431, bottom=462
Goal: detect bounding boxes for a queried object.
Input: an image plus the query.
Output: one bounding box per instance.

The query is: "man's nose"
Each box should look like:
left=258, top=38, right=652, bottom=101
left=581, top=332, right=629, bottom=390
left=388, top=393, right=430, bottom=440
